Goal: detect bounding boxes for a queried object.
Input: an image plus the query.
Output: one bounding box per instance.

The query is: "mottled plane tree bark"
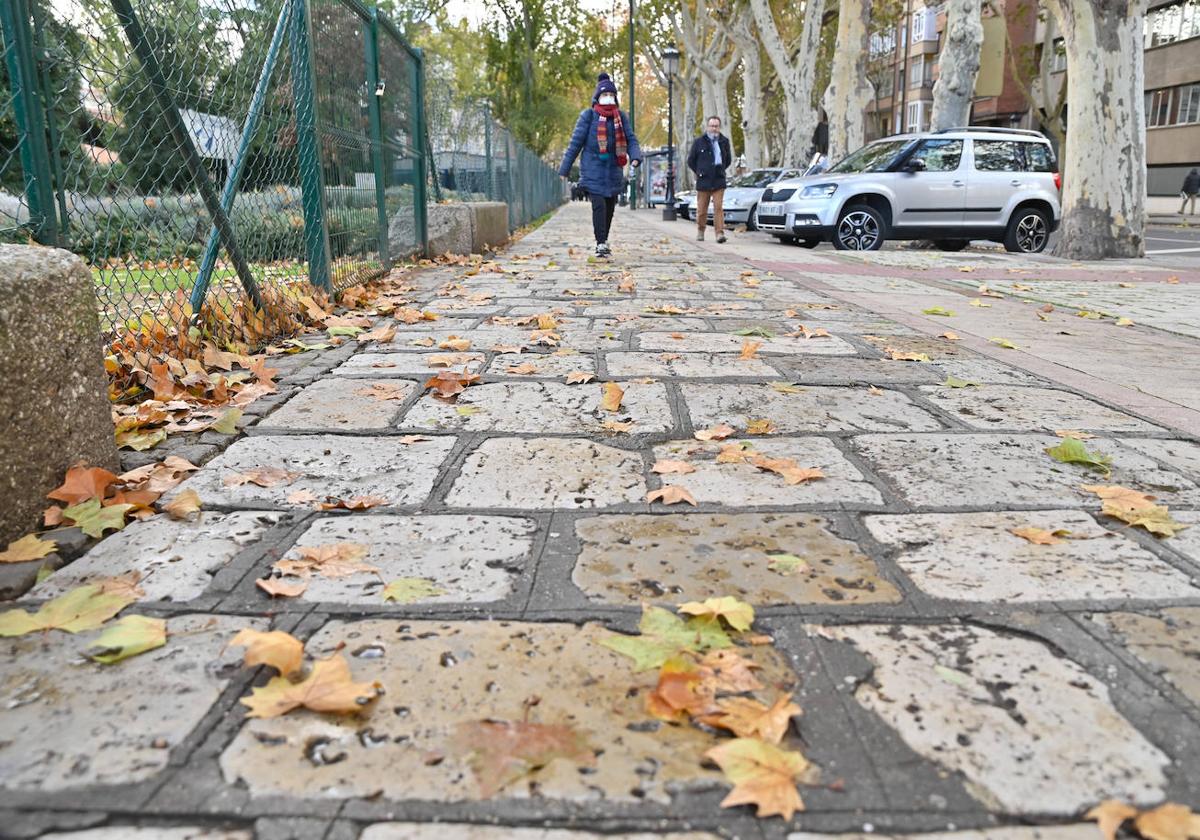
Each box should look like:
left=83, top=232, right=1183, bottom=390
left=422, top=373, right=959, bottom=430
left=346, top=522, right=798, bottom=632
left=748, top=0, right=826, bottom=165
left=930, top=0, right=983, bottom=130
left=823, top=0, right=874, bottom=160
left=727, top=5, right=768, bottom=167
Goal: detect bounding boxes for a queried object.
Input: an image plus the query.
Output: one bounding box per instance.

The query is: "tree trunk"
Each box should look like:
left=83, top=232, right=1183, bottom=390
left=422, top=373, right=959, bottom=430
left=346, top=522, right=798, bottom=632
left=823, top=0, right=873, bottom=161
left=680, top=67, right=700, bottom=189
left=749, top=0, right=825, bottom=165
left=728, top=7, right=767, bottom=167
left=930, top=0, right=983, bottom=130
left=1046, top=0, right=1146, bottom=259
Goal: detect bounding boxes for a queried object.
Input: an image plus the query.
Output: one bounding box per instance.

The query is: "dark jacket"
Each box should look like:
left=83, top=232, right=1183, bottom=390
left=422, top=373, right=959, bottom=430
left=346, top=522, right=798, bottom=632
left=558, top=108, right=642, bottom=198
left=1184, top=170, right=1200, bottom=195
left=687, top=132, right=733, bottom=191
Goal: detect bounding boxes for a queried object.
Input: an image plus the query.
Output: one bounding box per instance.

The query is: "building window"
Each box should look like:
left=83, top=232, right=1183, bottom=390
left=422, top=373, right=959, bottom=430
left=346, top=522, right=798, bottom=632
left=870, top=31, right=896, bottom=56
left=906, top=101, right=928, bottom=132
left=1180, top=83, right=1200, bottom=124
left=912, top=54, right=936, bottom=87
left=1050, top=38, right=1067, bottom=72
left=1144, top=0, right=1200, bottom=48
left=912, top=6, right=939, bottom=42
left=1147, top=83, right=1200, bottom=127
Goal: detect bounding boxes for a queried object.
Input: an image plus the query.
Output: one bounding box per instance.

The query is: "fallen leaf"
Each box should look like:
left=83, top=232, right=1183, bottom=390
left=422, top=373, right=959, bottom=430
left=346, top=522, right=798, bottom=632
left=1086, top=800, right=1139, bottom=840
left=355, top=383, right=409, bottom=401
left=769, top=382, right=803, bottom=395
left=450, top=720, right=596, bottom=798
left=652, top=459, right=696, bottom=475
left=797, top=324, right=830, bottom=339
left=0, top=584, right=134, bottom=637
left=678, top=595, right=754, bottom=631
left=989, top=337, right=1019, bottom=349
left=427, top=353, right=476, bottom=367
left=231, top=628, right=304, bottom=676
left=47, top=466, right=119, bottom=505
left=424, top=369, right=480, bottom=400
left=1055, top=429, right=1096, bottom=440
left=565, top=371, right=596, bottom=384
left=382, top=577, right=446, bottom=603
left=705, top=737, right=809, bottom=820
left=1115, top=317, right=1134, bottom=327
left=969, top=298, right=991, bottom=308
left=698, top=648, right=764, bottom=692
left=922, top=306, right=955, bottom=316
left=646, top=658, right=719, bottom=721
left=698, top=695, right=801, bottom=744
left=977, top=284, right=1003, bottom=297
left=256, top=577, right=308, bottom=598
left=224, top=467, right=301, bottom=488
left=116, top=428, right=167, bottom=450
left=274, top=543, right=377, bottom=579
left=358, top=324, right=396, bottom=343
left=1045, top=439, right=1112, bottom=475
left=716, top=443, right=756, bottom=463
left=939, top=331, right=961, bottom=340
left=767, top=554, right=808, bottom=575
left=600, top=604, right=731, bottom=671
left=240, top=654, right=382, bottom=718
left=286, top=489, right=319, bottom=504
left=943, top=376, right=981, bottom=388
left=601, top=382, right=625, bottom=412
left=161, top=488, right=202, bottom=522
left=0, top=534, right=57, bottom=564
left=601, top=420, right=634, bottom=433
left=746, top=419, right=777, bottom=435
left=695, top=424, right=736, bottom=441
left=867, top=385, right=884, bottom=396
left=734, top=326, right=775, bottom=338
left=751, top=456, right=825, bottom=486
left=397, top=435, right=434, bottom=444
left=208, top=408, right=242, bottom=435
left=1040, top=303, right=1055, bottom=313
left=1010, top=526, right=1069, bottom=545
left=646, top=486, right=698, bottom=506
left=505, top=363, right=539, bottom=375
left=62, top=498, right=133, bottom=538
left=86, top=615, right=166, bottom=664
left=438, top=336, right=472, bottom=351
left=1081, top=484, right=1187, bottom=538
left=739, top=340, right=762, bottom=360
left=1134, top=803, right=1200, bottom=840
left=885, top=348, right=932, bottom=362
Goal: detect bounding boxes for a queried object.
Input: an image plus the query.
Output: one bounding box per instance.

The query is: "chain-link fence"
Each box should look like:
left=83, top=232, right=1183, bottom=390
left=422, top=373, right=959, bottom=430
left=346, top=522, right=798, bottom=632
left=1, top=0, right=562, bottom=400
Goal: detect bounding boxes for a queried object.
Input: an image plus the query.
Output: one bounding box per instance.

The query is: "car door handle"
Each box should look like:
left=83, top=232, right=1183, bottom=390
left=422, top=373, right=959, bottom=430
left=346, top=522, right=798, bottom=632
left=952, top=180, right=964, bottom=187
left=1010, top=179, right=1022, bottom=186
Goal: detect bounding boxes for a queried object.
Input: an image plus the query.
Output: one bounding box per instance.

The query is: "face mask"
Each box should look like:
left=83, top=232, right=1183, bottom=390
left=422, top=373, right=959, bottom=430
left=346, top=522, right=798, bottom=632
left=599, top=94, right=615, bottom=105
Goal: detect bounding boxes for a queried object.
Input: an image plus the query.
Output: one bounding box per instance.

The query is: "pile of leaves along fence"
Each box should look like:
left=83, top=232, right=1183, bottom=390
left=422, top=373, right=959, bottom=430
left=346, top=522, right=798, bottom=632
left=1, top=0, right=559, bottom=402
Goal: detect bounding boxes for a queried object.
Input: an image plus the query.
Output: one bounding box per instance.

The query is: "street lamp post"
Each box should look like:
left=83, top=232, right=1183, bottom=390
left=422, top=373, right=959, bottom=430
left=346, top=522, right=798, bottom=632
left=662, top=43, right=680, bottom=222
left=628, top=0, right=637, bottom=210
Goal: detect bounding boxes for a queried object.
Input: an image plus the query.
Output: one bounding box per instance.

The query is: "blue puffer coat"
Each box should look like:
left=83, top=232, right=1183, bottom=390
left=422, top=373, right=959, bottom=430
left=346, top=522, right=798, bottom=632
left=558, top=108, right=642, bottom=198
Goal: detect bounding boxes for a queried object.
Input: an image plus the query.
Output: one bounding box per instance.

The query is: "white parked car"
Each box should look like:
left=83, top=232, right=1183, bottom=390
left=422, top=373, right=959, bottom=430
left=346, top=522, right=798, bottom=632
left=707, top=168, right=803, bottom=230
left=755, top=127, right=1062, bottom=253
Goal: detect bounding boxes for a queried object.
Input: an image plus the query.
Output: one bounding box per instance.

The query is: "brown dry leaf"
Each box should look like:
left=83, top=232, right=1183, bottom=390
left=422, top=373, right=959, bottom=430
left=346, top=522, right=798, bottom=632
left=1166, top=275, right=1180, bottom=284
left=274, top=543, right=377, bottom=579
left=286, top=489, right=319, bottom=505
left=746, top=419, right=777, bottom=435
left=797, top=324, right=830, bottom=339
left=646, top=659, right=718, bottom=721
left=163, top=489, right=202, bottom=522
left=565, top=371, right=596, bottom=384
left=646, top=486, right=698, bottom=506
left=314, top=495, right=389, bottom=511
left=1055, top=429, right=1097, bottom=440
left=669, top=332, right=685, bottom=340
left=698, top=648, right=763, bottom=693
left=506, top=363, right=540, bottom=375
left=1086, top=800, right=1140, bottom=840
left=224, top=467, right=301, bottom=488
left=398, top=435, right=434, bottom=444
left=752, top=456, right=825, bottom=486
left=698, top=695, right=801, bottom=744
left=357, top=324, right=396, bottom=344
left=256, top=577, right=308, bottom=598
left=355, top=383, right=409, bottom=401
left=867, top=385, right=884, bottom=396
left=240, top=654, right=382, bottom=718
left=427, top=353, right=476, bottom=367
left=601, top=420, right=634, bottom=433
left=231, top=628, right=304, bottom=677
left=1010, top=526, right=1069, bottom=545
left=705, top=737, right=809, bottom=820
left=450, top=719, right=596, bottom=798
left=652, top=459, right=697, bottom=475
left=411, top=337, right=436, bottom=347
left=424, top=369, right=480, bottom=400
left=716, top=443, right=756, bottom=464
left=739, top=340, right=762, bottom=360
left=1134, top=803, right=1200, bottom=840
left=885, top=347, right=932, bottom=362
left=47, top=466, right=119, bottom=505
left=695, top=424, right=736, bottom=441
left=601, top=382, right=625, bottom=412
left=438, top=336, right=472, bottom=351
left=939, top=331, right=961, bottom=341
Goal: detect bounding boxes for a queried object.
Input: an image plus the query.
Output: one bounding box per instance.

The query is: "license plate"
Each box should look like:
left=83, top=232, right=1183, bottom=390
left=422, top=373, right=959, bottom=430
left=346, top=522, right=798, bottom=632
left=759, top=203, right=783, bottom=217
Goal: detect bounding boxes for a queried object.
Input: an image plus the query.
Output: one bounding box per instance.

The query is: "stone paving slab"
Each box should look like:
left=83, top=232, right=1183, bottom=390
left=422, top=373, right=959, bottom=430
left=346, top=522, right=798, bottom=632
left=37, top=830, right=250, bottom=840
left=32, top=512, right=284, bottom=603
left=637, top=331, right=858, bottom=355
left=864, top=510, right=1200, bottom=602
left=362, top=828, right=719, bottom=840
left=331, top=352, right=486, bottom=377
left=219, top=619, right=800, bottom=804
left=401, top=382, right=672, bottom=434
left=1092, top=607, right=1200, bottom=707
left=652, top=438, right=884, bottom=506
left=445, top=438, right=647, bottom=509
left=916, top=385, right=1160, bottom=432
left=275, top=515, right=537, bottom=605
left=771, top=357, right=945, bottom=385
left=1121, top=437, right=1200, bottom=476
left=487, top=352, right=596, bottom=376
left=257, top=378, right=415, bottom=431
left=853, top=433, right=1200, bottom=509
left=170, top=435, right=455, bottom=509
left=820, top=623, right=1170, bottom=814
left=682, top=384, right=944, bottom=433
left=787, top=828, right=1097, bottom=840
left=0, top=613, right=255, bottom=792
left=573, top=513, right=900, bottom=605
left=604, top=351, right=779, bottom=377
left=929, top=359, right=1048, bottom=386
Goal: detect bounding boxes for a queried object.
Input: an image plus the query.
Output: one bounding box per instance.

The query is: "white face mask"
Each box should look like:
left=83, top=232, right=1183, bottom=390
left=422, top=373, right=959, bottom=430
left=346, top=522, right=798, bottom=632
left=598, top=94, right=616, bottom=106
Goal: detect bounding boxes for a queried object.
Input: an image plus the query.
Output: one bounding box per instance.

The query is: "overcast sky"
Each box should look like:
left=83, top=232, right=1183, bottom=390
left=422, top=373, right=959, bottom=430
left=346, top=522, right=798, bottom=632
left=441, top=0, right=617, bottom=27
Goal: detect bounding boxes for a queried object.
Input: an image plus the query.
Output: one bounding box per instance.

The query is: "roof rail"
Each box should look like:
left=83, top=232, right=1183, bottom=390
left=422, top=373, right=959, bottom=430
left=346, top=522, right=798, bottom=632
left=934, top=126, right=1047, bottom=138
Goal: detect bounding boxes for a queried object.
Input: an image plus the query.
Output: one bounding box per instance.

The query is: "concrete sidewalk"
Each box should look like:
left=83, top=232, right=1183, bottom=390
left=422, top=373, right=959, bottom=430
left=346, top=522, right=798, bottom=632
left=4, top=201, right=1200, bottom=839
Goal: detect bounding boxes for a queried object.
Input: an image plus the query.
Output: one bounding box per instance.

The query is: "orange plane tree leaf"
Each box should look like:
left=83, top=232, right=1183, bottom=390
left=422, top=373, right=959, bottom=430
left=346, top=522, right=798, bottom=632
left=223, top=467, right=301, bottom=488
left=273, top=543, right=377, bottom=579
left=1009, top=526, right=1070, bottom=545
left=698, top=648, right=763, bottom=693
left=739, top=340, right=762, bottom=360
left=256, top=577, right=308, bottom=598
left=601, top=382, right=625, bottom=412
left=751, top=456, right=825, bottom=486
left=565, top=371, right=596, bottom=384
left=450, top=720, right=596, bottom=798
left=163, top=489, right=202, bottom=521
left=231, top=628, right=305, bottom=677
left=239, top=654, right=382, bottom=718
left=1134, top=803, right=1200, bottom=840
left=47, top=466, right=119, bottom=505
left=652, top=459, right=696, bottom=475
left=0, top=534, right=57, bottom=564
left=698, top=696, right=801, bottom=744
left=646, top=658, right=719, bottom=721
left=705, top=737, right=810, bottom=820
left=1086, top=800, right=1139, bottom=840
left=646, top=486, right=698, bottom=506
left=695, top=424, right=736, bottom=441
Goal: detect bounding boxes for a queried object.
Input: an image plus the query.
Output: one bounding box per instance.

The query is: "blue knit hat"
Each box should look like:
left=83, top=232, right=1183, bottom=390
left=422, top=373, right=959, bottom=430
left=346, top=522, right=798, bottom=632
left=593, top=73, right=618, bottom=104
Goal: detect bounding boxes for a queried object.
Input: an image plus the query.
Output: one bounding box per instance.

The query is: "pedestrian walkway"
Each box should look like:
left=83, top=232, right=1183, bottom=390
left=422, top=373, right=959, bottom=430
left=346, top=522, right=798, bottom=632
left=4, top=201, right=1200, bottom=839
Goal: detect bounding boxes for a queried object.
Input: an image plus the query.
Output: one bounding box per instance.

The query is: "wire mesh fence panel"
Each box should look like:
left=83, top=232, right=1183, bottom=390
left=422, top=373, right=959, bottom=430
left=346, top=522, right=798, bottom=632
left=375, top=14, right=422, bottom=263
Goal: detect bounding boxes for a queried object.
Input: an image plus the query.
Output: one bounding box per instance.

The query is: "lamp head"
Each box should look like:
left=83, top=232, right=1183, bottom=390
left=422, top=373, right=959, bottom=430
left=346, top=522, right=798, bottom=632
left=662, top=44, right=680, bottom=76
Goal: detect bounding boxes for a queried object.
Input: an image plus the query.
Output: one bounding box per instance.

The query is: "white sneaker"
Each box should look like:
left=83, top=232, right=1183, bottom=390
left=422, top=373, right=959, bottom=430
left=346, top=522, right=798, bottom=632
left=595, top=243, right=609, bottom=258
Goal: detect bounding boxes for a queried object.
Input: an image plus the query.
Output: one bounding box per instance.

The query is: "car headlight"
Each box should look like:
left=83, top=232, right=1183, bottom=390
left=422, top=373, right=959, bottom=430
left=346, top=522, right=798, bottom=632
left=800, top=183, right=838, bottom=199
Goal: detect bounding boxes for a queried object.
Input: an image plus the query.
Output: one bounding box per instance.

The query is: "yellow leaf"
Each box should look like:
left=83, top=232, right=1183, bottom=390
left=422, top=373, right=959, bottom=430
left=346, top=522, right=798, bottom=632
left=1115, top=317, right=1134, bottom=327
left=601, top=382, right=625, bottom=412
left=1010, top=526, right=1069, bottom=545
left=239, top=654, right=382, bottom=718
left=939, top=331, right=961, bottom=340
left=86, top=615, right=166, bottom=664
left=969, top=298, right=991, bottom=308
left=382, top=577, right=446, bottom=603
left=678, top=595, right=755, bottom=631
left=1086, top=800, right=1139, bottom=840
left=1055, top=429, right=1096, bottom=440
left=646, top=485, right=698, bottom=506
left=1134, top=803, right=1200, bottom=840
left=885, top=348, right=932, bottom=362
left=1080, top=485, right=1188, bottom=537
left=565, top=371, right=596, bottom=384
left=739, top=340, right=762, bottom=360
left=0, top=584, right=134, bottom=637
left=163, top=488, right=202, bottom=521
left=694, top=424, right=736, bottom=441
left=0, top=534, right=57, bottom=564
left=989, top=337, right=1018, bottom=349
left=705, top=737, right=809, bottom=820
left=769, top=382, right=803, bottom=394
left=745, top=418, right=777, bottom=435
left=256, top=577, right=308, bottom=598
left=232, top=628, right=304, bottom=676
left=697, top=695, right=801, bottom=744
left=438, top=337, right=472, bottom=351
left=652, top=459, right=696, bottom=475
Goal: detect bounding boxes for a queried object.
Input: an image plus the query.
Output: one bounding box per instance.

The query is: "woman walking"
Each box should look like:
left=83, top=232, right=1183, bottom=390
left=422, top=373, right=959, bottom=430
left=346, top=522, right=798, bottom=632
left=559, top=73, right=642, bottom=258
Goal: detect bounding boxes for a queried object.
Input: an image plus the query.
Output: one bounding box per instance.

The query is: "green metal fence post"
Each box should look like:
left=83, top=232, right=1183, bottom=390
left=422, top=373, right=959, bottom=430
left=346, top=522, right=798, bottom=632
left=412, top=46, right=429, bottom=254
left=192, top=0, right=291, bottom=313
left=505, top=132, right=515, bottom=230
left=288, top=0, right=332, bottom=292
left=109, top=0, right=263, bottom=308
left=365, top=9, right=390, bottom=269
left=30, top=0, right=69, bottom=239
left=1, top=0, right=58, bottom=245
left=483, top=103, right=494, bottom=201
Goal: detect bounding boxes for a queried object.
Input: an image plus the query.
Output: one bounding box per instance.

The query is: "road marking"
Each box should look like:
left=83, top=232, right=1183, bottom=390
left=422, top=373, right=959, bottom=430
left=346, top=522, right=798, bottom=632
left=1146, top=246, right=1200, bottom=254
left=1145, top=235, right=1200, bottom=243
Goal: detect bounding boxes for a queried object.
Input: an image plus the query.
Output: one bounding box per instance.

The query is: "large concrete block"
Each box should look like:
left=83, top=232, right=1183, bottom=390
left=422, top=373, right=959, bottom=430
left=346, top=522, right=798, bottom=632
left=389, top=204, right=474, bottom=257
left=470, top=201, right=510, bottom=251
left=0, top=245, right=117, bottom=545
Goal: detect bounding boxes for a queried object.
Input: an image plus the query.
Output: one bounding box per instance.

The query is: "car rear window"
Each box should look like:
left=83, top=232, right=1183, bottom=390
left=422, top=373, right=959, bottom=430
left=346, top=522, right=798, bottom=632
left=1023, top=143, right=1056, bottom=172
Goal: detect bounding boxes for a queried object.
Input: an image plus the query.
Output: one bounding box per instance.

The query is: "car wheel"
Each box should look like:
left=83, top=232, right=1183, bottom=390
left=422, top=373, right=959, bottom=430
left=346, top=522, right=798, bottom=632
left=933, top=239, right=970, bottom=251
left=833, top=205, right=886, bottom=251
left=1004, top=207, right=1050, bottom=253
left=796, top=238, right=819, bottom=249
left=747, top=205, right=758, bottom=231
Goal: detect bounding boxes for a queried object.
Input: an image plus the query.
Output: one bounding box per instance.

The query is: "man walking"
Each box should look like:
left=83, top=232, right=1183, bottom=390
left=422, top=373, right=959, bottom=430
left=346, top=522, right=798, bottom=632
left=687, top=116, right=733, bottom=243
left=1181, top=167, right=1200, bottom=216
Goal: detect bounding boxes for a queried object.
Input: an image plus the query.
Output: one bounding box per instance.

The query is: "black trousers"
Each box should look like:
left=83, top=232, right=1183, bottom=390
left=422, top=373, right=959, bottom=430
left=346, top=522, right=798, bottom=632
left=588, top=193, right=617, bottom=243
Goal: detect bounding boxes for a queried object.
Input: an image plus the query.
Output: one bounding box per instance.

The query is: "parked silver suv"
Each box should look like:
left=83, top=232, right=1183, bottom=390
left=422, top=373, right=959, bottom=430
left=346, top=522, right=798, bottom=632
left=755, top=127, right=1061, bottom=253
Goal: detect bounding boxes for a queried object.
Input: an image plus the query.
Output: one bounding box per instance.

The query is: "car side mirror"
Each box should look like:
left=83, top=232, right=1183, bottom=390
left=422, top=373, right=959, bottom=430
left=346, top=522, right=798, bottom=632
left=903, top=158, right=926, bottom=173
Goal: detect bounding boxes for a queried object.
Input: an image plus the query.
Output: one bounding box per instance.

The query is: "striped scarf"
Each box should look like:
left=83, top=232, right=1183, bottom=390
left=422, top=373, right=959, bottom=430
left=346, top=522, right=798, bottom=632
left=593, top=103, right=627, bottom=166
